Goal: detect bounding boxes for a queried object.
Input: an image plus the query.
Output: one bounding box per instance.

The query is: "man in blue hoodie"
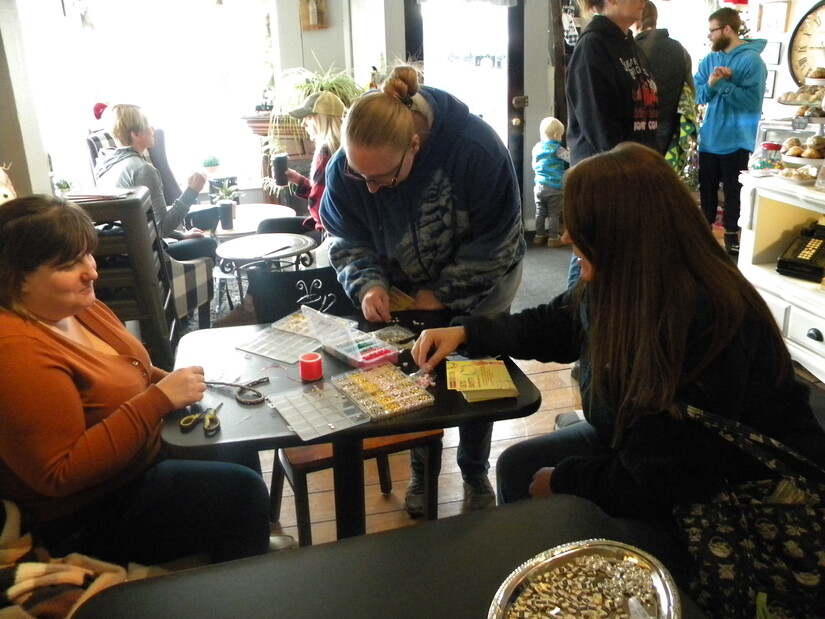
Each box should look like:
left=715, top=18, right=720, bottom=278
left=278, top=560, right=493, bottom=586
left=695, top=7, right=767, bottom=256
left=320, top=65, right=525, bottom=517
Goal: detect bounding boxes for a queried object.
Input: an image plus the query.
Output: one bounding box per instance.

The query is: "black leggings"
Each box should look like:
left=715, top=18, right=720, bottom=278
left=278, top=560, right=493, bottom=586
left=698, top=149, right=749, bottom=233
left=166, top=236, right=218, bottom=262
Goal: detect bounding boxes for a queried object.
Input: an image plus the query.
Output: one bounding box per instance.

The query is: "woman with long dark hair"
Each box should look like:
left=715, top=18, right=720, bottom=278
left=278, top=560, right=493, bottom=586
left=412, top=142, right=824, bottom=517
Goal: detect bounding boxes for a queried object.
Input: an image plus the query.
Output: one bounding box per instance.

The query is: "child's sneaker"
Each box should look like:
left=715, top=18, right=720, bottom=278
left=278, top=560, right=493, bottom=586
left=533, top=234, right=547, bottom=246
left=547, top=236, right=564, bottom=248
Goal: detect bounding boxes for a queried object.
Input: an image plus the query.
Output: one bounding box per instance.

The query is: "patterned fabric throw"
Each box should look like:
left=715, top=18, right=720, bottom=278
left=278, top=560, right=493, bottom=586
left=673, top=406, right=825, bottom=619
left=0, top=500, right=126, bottom=618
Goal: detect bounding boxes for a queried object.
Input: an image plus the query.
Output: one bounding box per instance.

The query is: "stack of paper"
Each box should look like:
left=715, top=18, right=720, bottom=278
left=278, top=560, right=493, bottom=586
left=445, top=358, right=519, bottom=402
left=64, top=190, right=132, bottom=203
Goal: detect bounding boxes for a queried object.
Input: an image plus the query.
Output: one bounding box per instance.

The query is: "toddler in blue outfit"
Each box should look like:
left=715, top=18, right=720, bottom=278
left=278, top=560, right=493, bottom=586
left=531, top=117, right=569, bottom=247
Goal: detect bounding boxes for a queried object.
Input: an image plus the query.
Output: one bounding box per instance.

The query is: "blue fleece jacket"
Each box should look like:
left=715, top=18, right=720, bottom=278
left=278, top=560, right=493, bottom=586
left=694, top=39, right=767, bottom=155
left=319, top=86, right=525, bottom=313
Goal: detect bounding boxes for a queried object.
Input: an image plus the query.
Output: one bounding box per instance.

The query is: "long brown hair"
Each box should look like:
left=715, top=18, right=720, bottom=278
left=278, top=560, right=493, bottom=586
left=0, top=195, right=98, bottom=318
left=564, top=143, right=790, bottom=444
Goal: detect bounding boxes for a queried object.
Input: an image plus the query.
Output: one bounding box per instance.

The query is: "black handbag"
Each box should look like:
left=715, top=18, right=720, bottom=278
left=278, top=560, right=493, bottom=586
left=673, top=405, right=825, bottom=619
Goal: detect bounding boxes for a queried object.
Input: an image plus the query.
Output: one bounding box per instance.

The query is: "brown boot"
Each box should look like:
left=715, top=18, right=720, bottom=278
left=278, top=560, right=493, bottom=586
left=214, top=294, right=258, bottom=327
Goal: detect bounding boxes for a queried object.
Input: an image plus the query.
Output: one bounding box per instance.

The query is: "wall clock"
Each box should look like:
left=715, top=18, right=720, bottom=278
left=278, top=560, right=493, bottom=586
left=788, top=0, right=825, bottom=86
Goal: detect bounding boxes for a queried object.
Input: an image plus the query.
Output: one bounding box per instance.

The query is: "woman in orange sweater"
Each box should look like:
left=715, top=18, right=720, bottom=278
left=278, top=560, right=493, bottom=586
left=0, top=195, right=271, bottom=565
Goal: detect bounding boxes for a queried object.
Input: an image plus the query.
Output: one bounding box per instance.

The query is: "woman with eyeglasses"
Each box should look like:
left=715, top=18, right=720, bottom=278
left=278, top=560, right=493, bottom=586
left=320, top=64, right=526, bottom=518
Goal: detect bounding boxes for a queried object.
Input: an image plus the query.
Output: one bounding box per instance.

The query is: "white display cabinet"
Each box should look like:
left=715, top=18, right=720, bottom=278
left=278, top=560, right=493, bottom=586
left=738, top=174, right=825, bottom=382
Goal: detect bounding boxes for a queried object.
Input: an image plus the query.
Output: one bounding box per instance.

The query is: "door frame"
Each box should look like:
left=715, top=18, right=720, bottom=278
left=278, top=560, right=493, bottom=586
left=404, top=0, right=553, bottom=224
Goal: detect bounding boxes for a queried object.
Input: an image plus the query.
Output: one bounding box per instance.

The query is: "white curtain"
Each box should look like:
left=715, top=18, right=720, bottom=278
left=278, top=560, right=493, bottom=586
left=417, top=0, right=517, bottom=6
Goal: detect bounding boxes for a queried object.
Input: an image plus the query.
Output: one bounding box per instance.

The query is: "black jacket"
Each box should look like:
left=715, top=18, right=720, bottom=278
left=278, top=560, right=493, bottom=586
left=457, top=291, right=825, bottom=518
left=635, top=28, right=694, bottom=155
left=566, top=15, right=659, bottom=164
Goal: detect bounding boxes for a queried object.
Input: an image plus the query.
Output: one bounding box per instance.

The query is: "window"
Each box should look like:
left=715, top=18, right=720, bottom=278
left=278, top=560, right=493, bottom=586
left=19, top=0, right=273, bottom=190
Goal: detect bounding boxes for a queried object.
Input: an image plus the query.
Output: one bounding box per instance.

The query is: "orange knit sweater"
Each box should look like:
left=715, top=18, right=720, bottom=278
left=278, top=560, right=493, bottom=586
left=0, top=301, right=174, bottom=522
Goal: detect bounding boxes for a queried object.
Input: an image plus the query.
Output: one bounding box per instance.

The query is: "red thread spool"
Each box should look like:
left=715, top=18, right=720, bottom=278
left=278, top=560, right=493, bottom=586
left=299, top=352, right=323, bottom=382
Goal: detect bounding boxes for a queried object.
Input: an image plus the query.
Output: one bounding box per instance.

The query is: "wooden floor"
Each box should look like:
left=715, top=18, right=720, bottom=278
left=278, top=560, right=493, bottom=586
left=263, top=359, right=582, bottom=545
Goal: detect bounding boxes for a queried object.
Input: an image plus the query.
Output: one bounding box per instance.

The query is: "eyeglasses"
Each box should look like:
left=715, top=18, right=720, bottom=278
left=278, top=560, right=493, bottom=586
left=344, top=149, right=408, bottom=188
left=708, top=26, right=724, bottom=36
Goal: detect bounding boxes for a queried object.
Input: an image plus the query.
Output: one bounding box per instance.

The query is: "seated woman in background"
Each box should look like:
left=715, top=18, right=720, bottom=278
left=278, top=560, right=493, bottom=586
left=215, top=91, right=347, bottom=327
left=94, top=103, right=217, bottom=262
left=282, top=90, right=345, bottom=241
left=0, top=195, right=271, bottom=565
left=412, top=142, right=825, bottom=517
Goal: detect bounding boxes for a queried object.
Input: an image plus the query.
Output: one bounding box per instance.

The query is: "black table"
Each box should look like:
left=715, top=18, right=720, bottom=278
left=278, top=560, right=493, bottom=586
left=74, top=494, right=705, bottom=619
left=164, top=313, right=542, bottom=540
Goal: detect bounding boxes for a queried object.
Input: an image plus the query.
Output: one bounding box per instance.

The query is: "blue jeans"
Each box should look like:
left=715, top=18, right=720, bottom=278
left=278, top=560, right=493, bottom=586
left=35, top=459, right=271, bottom=565
left=566, top=252, right=580, bottom=289
left=496, top=421, right=604, bottom=503
left=411, top=420, right=493, bottom=481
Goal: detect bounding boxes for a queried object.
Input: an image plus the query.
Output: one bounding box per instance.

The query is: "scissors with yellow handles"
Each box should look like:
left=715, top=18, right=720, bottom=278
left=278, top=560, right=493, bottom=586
left=179, top=402, right=223, bottom=436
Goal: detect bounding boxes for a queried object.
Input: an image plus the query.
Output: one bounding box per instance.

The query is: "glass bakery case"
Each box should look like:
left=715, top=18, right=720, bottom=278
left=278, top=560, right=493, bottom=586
left=756, top=118, right=824, bottom=146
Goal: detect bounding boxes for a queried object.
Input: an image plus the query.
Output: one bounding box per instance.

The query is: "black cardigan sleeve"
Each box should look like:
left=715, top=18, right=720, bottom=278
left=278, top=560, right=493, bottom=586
left=456, top=292, right=581, bottom=365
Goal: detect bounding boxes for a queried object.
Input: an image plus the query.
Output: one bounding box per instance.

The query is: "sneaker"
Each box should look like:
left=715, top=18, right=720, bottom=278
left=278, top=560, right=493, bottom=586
left=547, top=236, right=564, bottom=248
left=723, top=232, right=740, bottom=257
left=570, top=360, right=581, bottom=381
left=533, top=234, right=547, bottom=246
left=269, top=534, right=298, bottom=552
left=463, top=475, right=496, bottom=511
left=404, top=475, right=425, bottom=518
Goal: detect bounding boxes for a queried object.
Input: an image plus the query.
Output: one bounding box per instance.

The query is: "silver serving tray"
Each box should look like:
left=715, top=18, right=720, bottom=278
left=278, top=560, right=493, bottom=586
left=488, top=539, right=681, bottom=619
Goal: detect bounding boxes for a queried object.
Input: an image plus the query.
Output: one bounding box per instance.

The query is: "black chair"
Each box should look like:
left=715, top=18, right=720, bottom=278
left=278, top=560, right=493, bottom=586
left=244, top=263, right=351, bottom=321
left=256, top=216, right=322, bottom=268
left=256, top=215, right=307, bottom=235
left=244, top=263, right=443, bottom=545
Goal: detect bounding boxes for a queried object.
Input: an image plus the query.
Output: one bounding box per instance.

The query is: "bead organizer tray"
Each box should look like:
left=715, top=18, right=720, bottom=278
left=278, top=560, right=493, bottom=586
left=301, top=306, right=398, bottom=368
left=271, top=311, right=357, bottom=339
left=236, top=325, right=319, bottom=364
left=266, top=382, right=370, bottom=441
left=332, top=363, right=435, bottom=420
left=267, top=363, right=434, bottom=439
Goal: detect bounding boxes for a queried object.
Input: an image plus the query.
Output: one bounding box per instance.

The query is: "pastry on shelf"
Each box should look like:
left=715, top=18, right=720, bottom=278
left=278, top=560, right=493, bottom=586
left=777, top=166, right=818, bottom=180
left=781, top=138, right=802, bottom=154
left=806, top=135, right=825, bottom=151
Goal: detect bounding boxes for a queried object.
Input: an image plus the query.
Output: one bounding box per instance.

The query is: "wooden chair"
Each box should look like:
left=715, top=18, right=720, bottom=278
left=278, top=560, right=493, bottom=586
left=244, top=263, right=444, bottom=545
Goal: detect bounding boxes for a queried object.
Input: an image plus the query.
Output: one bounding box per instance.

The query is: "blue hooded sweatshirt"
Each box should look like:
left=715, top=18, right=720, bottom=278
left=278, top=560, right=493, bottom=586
left=319, top=86, right=525, bottom=314
left=694, top=38, right=767, bottom=155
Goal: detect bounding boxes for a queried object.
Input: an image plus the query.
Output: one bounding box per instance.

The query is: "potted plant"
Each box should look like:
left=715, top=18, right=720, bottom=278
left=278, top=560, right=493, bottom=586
left=266, top=63, right=364, bottom=158
left=202, top=156, right=220, bottom=176
left=54, top=178, right=73, bottom=199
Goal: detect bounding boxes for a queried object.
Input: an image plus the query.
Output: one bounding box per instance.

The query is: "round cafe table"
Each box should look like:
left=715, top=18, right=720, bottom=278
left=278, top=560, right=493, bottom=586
left=215, top=233, right=318, bottom=299
left=213, top=203, right=296, bottom=240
